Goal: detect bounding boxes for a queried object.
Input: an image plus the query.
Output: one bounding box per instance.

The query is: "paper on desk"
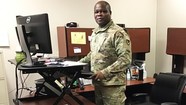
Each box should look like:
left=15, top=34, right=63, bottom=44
left=60, top=61, right=87, bottom=67
left=82, top=78, right=92, bottom=85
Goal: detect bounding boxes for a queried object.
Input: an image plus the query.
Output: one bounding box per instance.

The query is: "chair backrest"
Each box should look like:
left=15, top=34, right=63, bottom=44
left=150, top=72, right=186, bottom=105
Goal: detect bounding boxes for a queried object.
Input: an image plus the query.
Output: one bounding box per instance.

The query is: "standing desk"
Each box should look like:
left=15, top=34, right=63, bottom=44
left=17, top=61, right=87, bottom=105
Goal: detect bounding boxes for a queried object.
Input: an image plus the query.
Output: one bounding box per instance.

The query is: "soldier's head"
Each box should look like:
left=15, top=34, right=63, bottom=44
left=94, top=1, right=112, bottom=27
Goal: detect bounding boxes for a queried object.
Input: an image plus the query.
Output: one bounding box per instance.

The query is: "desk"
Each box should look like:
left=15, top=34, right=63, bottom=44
left=16, top=61, right=87, bottom=105
left=127, top=77, right=155, bottom=86
left=74, top=77, right=186, bottom=105
left=19, top=93, right=96, bottom=105
left=73, top=77, right=155, bottom=93
left=72, top=77, right=155, bottom=104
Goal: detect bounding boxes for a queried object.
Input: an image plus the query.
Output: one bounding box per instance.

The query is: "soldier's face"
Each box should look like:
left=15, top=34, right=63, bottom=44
left=94, top=3, right=111, bottom=27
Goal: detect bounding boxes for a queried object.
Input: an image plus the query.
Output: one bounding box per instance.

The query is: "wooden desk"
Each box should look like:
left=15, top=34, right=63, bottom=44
left=126, top=77, right=155, bottom=86
left=73, top=77, right=155, bottom=93
left=19, top=93, right=96, bottom=105
left=20, top=77, right=155, bottom=105
left=72, top=77, right=155, bottom=104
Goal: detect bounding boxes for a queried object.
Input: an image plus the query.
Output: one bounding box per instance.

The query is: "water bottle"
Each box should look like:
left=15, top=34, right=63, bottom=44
left=126, top=69, right=131, bottom=80
left=142, top=63, right=147, bottom=79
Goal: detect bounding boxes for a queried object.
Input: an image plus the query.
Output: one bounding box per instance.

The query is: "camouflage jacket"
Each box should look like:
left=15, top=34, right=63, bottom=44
left=80, top=20, right=131, bottom=86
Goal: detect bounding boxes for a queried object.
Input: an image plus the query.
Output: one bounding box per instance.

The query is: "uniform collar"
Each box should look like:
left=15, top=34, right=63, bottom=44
left=93, top=20, right=113, bottom=34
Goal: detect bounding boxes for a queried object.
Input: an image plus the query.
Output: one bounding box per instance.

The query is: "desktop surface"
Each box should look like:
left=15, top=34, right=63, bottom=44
left=126, top=77, right=155, bottom=86
left=18, top=61, right=87, bottom=74
left=73, top=77, right=155, bottom=93
left=19, top=93, right=96, bottom=105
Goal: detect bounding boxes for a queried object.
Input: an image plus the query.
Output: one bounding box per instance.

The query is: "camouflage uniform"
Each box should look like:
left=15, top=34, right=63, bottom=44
left=79, top=20, right=131, bottom=105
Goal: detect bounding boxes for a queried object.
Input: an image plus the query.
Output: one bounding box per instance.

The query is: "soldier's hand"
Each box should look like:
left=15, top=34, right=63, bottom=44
left=94, top=71, right=104, bottom=81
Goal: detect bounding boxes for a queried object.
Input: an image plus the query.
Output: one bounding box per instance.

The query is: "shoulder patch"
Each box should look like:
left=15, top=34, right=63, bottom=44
left=126, top=39, right=130, bottom=45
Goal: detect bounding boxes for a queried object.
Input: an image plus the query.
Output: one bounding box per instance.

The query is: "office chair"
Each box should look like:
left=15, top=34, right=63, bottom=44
left=131, top=72, right=186, bottom=105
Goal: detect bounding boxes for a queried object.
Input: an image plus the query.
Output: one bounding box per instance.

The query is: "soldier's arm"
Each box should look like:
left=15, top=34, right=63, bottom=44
left=79, top=52, right=91, bottom=63
left=101, top=31, right=132, bottom=78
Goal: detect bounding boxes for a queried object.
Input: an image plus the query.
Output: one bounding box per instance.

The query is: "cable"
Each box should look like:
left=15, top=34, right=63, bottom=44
left=22, top=74, right=30, bottom=88
left=19, top=72, right=30, bottom=97
left=14, top=58, right=25, bottom=105
left=19, top=70, right=23, bottom=98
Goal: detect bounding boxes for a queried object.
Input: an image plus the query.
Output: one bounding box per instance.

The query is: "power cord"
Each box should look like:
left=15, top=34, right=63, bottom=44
left=13, top=58, right=25, bottom=105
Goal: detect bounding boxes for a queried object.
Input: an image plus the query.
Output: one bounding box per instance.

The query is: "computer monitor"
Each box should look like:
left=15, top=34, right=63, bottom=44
left=15, top=13, right=52, bottom=67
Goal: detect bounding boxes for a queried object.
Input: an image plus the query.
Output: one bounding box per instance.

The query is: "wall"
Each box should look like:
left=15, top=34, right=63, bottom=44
left=0, top=0, right=156, bottom=104
left=156, top=0, right=186, bottom=73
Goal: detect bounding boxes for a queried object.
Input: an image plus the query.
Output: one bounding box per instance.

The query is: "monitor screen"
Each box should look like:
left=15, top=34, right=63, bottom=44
left=15, top=13, right=52, bottom=67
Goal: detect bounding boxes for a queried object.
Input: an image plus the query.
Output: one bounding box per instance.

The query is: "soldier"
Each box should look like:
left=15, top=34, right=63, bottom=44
left=79, top=1, right=131, bottom=105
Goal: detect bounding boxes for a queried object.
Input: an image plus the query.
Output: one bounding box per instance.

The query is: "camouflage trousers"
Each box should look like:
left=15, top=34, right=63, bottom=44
left=94, top=84, right=126, bottom=105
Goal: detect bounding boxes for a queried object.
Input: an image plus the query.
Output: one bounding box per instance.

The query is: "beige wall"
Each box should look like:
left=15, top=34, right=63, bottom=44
left=156, top=0, right=186, bottom=73
left=0, top=0, right=163, bottom=104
